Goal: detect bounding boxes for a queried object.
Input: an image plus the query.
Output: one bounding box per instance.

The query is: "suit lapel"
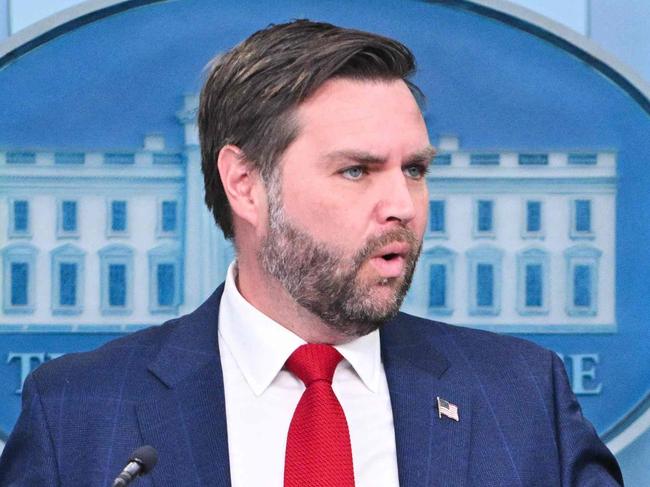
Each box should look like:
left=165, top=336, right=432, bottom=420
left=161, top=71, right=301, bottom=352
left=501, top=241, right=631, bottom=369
left=132, top=290, right=472, bottom=486
left=382, top=316, right=472, bottom=487
left=137, top=287, right=231, bottom=486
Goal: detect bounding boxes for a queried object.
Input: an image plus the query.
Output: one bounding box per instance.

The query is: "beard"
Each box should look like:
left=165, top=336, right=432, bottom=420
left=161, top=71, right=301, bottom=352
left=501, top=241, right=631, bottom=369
left=258, top=190, right=421, bottom=338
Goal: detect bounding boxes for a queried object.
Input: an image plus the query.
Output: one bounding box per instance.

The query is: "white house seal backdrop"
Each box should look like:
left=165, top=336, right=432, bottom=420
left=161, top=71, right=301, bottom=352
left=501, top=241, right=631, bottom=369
left=0, top=0, right=648, bottom=484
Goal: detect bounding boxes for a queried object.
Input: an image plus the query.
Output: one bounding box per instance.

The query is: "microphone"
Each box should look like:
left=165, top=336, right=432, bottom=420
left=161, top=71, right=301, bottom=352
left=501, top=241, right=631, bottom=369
left=112, top=445, right=158, bottom=487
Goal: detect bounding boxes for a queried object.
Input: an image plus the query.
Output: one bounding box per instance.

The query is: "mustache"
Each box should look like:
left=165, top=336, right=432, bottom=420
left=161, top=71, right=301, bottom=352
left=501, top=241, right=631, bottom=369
left=353, top=227, right=420, bottom=266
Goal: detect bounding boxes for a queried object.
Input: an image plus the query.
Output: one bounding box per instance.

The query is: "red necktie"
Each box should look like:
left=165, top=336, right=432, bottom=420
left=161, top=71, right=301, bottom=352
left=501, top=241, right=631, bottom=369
left=284, top=344, right=355, bottom=487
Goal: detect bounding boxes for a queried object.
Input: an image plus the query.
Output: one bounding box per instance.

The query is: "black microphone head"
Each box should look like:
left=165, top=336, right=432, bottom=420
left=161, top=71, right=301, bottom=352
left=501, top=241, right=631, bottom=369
left=130, top=445, right=158, bottom=474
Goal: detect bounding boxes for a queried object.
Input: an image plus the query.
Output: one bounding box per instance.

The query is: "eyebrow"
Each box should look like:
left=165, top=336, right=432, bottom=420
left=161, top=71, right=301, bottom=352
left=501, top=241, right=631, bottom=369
left=323, top=145, right=437, bottom=166
left=406, top=146, right=437, bottom=165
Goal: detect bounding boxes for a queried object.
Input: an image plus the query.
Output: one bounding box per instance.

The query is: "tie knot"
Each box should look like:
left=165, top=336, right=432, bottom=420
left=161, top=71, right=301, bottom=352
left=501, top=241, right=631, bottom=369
left=286, top=344, right=343, bottom=386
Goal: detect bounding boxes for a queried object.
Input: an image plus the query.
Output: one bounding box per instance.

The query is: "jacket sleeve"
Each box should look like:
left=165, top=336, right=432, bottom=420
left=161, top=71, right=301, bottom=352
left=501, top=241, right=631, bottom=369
left=550, top=352, right=624, bottom=486
left=0, top=373, right=60, bottom=487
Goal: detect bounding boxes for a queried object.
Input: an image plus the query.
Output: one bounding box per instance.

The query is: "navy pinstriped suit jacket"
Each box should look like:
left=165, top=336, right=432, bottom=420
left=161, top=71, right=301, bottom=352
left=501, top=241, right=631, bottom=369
left=0, top=285, right=623, bottom=486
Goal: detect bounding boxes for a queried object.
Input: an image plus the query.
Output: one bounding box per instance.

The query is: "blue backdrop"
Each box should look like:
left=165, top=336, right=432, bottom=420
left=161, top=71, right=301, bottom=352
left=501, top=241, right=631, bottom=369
left=1, top=0, right=648, bottom=484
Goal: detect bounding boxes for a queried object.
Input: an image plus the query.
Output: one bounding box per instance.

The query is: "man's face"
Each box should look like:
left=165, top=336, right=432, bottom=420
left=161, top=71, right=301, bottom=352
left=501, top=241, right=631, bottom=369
left=258, top=78, right=432, bottom=337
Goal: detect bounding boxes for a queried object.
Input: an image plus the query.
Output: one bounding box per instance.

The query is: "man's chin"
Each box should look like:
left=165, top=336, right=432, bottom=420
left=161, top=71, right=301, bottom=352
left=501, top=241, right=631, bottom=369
left=335, top=282, right=406, bottom=333
left=334, top=305, right=401, bottom=338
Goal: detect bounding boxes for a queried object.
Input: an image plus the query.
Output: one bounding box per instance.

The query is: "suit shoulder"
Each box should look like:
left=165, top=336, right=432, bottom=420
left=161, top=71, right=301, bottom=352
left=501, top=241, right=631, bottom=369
left=29, top=287, right=223, bottom=398
left=394, top=312, right=555, bottom=368
left=29, top=318, right=179, bottom=393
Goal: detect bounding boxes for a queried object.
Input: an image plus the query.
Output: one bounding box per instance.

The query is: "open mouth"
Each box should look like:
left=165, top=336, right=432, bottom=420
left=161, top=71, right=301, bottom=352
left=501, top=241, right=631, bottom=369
left=373, top=241, right=410, bottom=261
left=370, top=247, right=407, bottom=278
left=382, top=253, right=400, bottom=261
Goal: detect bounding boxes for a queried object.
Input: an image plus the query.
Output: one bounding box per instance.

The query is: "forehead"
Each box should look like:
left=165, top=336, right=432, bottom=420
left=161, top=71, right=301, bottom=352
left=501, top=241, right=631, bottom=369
left=290, top=78, right=429, bottom=156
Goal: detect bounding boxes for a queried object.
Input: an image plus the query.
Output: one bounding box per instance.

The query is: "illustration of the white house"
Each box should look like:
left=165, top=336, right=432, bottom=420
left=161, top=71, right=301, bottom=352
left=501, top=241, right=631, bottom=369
left=404, top=134, right=616, bottom=333
left=0, top=95, right=617, bottom=334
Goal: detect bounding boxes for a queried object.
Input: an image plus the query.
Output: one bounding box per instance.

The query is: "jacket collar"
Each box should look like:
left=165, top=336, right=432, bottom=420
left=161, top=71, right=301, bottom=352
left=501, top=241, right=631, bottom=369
left=381, top=314, right=472, bottom=487
left=139, top=288, right=471, bottom=487
left=138, top=285, right=231, bottom=487
left=146, top=285, right=225, bottom=388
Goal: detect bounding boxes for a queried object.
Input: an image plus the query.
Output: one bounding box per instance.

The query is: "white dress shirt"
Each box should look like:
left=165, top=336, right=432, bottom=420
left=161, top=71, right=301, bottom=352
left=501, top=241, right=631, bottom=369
left=218, top=263, right=400, bottom=487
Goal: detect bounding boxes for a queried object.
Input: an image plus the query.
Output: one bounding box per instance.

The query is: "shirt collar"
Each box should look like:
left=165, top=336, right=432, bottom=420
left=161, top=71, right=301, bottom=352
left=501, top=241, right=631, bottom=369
left=218, top=262, right=381, bottom=395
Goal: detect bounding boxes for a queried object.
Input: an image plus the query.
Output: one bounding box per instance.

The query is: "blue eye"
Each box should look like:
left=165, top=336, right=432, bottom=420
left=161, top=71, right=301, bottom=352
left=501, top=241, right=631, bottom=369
left=404, top=164, right=427, bottom=179
left=342, top=166, right=364, bottom=180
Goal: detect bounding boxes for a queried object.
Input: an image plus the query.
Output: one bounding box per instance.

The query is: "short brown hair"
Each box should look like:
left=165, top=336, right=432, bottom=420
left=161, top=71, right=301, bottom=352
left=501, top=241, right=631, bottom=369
left=199, top=19, right=420, bottom=239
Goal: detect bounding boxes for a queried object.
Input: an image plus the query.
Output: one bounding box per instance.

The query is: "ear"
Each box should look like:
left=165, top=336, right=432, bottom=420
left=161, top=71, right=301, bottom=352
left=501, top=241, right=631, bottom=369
left=217, top=144, right=266, bottom=231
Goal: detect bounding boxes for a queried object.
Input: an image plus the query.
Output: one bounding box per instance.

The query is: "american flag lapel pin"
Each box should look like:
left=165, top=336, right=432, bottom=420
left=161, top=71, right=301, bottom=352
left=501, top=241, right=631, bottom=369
left=437, top=396, right=459, bottom=422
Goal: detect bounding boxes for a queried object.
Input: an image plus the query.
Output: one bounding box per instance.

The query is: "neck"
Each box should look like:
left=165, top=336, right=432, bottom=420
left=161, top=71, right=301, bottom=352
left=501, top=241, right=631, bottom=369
left=235, top=256, right=354, bottom=345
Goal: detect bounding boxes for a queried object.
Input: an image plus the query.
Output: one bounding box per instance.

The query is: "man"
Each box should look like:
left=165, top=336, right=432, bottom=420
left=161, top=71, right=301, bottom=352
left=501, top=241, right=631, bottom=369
left=0, top=20, right=622, bottom=486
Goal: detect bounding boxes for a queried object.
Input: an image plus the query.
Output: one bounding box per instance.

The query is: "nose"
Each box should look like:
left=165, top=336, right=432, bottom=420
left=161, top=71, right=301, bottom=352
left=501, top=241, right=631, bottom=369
left=375, top=170, right=418, bottom=225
